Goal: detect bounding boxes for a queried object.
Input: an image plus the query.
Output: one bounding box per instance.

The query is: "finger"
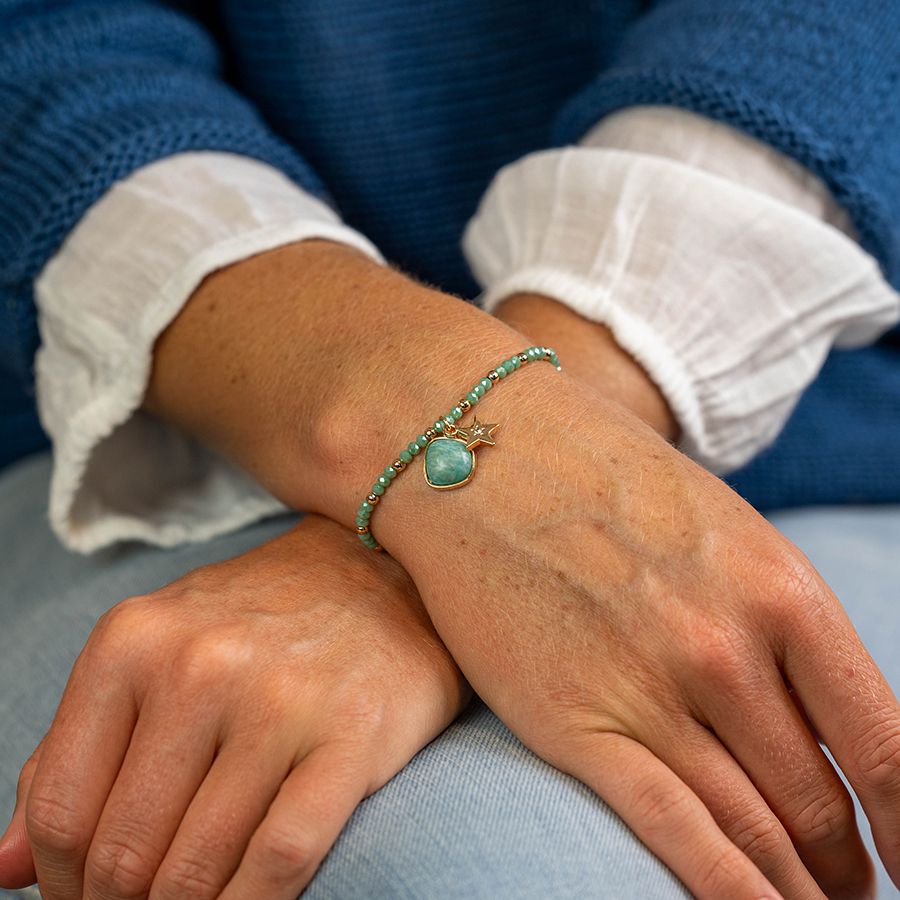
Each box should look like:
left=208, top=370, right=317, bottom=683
left=26, top=651, right=138, bottom=900
left=83, top=697, right=220, bottom=900
left=694, top=660, right=874, bottom=898
left=786, top=683, right=821, bottom=744
left=0, top=739, right=43, bottom=889
left=219, top=744, right=367, bottom=900
left=560, top=731, right=784, bottom=900
left=647, top=714, right=834, bottom=900
left=781, top=588, right=900, bottom=888
left=150, top=741, right=291, bottom=900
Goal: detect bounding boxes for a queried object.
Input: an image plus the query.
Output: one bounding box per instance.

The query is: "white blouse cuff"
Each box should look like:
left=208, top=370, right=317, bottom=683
left=35, top=151, right=383, bottom=552
left=463, top=146, right=899, bottom=474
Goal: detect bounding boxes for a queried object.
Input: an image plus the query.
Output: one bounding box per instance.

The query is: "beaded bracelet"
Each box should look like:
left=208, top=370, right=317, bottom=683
left=356, top=345, right=561, bottom=550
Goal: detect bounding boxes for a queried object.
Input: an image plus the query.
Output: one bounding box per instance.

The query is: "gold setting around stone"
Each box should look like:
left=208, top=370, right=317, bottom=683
left=422, top=436, right=477, bottom=491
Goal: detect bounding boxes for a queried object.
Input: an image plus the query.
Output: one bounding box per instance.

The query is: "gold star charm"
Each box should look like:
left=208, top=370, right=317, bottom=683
left=456, top=416, right=499, bottom=449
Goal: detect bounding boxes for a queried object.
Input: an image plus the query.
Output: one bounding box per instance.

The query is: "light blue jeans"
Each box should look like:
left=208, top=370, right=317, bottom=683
left=2, top=454, right=899, bottom=898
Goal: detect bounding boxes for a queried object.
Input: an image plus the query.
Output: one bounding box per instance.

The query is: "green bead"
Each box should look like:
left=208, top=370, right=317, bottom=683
left=360, top=500, right=373, bottom=512
left=416, top=434, right=429, bottom=448
left=400, top=449, right=413, bottom=463
left=466, top=391, right=478, bottom=404
left=372, top=483, right=385, bottom=495
left=480, top=378, right=492, bottom=391
left=434, top=420, right=444, bottom=432
left=496, top=365, right=507, bottom=378
left=451, top=406, right=463, bottom=420
left=408, top=441, right=421, bottom=455
left=384, top=466, right=397, bottom=479
left=473, top=384, right=485, bottom=397
left=377, top=475, right=390, bottom=487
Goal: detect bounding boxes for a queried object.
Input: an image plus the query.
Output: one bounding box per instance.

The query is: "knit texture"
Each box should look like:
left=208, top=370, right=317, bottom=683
left=1, top=0, right=899, bottom=509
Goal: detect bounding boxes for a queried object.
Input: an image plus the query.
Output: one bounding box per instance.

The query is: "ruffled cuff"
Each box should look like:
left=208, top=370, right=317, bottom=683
left=463, top=147, right=899, bottom=473
left=35, top=151, right=383, bottom=552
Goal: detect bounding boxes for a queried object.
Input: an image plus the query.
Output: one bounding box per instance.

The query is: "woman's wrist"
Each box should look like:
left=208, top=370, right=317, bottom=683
left=492, top=292, right=679, bottom=442
left=145, top=239, right=529, bottom=526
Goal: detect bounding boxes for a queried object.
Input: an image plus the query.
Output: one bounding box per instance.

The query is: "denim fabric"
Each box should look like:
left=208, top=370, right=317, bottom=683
left=1, top=454, right=898, bottom=898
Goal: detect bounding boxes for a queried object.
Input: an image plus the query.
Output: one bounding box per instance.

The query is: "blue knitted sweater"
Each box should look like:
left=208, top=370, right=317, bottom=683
left=1, top=0, right=899, bottom=510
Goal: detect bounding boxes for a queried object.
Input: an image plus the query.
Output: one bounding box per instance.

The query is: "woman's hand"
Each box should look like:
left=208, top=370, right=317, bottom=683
left=372, top=369, right=899, bottom=900
left=135, top=239, right=899, bottom=897
left=0, top=514, right=469, bottom=899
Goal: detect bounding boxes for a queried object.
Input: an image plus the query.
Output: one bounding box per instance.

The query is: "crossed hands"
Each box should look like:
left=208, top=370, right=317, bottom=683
left=1, top=247, right=898, bottom=900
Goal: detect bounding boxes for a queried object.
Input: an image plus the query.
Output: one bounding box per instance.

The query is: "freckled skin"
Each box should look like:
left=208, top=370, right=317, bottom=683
left=377, top=366, right=892, bottom=900
left=0, top=517, right=469, bottom=899
left=33, top=240, right=889, bottom=900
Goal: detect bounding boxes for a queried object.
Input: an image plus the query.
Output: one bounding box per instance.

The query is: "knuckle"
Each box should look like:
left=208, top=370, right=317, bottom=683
left=255, top=824, right=320, bottom=879
left=632, top=779, right=692, bottom=836
left=26, top=789, right=88, bottom=856
left=728, top=810, right=786, bottom=863
left=757, top=553, right=831, bottom=625
left=790, top=788, right=854, bottom=847
left=86, top=837, right=158, bottom=898
left=331, top=684, right=389, bottom=738
left=694, top=844, right=758, bottom=899
left=173, top=628, right=254, bottom=688
left=155, top=856, right=221, bottom=900
left=853, top=719, right=900, bottom=797
left=96, top=595, right=152, bottom=633
left=690, top=624, right=754, bottom=691
left=92, top=595, right=160, bottom=656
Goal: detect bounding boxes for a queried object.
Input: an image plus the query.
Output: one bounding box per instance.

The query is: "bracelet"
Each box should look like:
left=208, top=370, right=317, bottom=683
left=356, top=345, right=561, bottom=550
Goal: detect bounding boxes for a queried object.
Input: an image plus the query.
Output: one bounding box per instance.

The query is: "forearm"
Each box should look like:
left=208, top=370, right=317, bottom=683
left=493, top=292, right=678, bottom=441
left=145, top=239, right=530, bottom=526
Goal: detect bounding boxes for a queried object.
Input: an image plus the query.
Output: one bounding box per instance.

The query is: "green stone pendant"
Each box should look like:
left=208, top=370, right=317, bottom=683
left=423, top=437, right=475, bottom=489
left=423, top=416, right=500, bottom=490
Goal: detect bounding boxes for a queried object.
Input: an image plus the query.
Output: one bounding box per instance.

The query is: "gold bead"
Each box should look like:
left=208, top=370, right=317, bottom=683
left=425, top=428, right=436, bottom=440
left=519, top=353, right=529, bottom=363
left=459, top=398, right=471, bottom=411
left=367, top=493, right=379, bottom=504
left=392, top=459, right=405, bottom=471
left=356, top=525, right=369, bottom=534
left=488, top=371, right=500, bottom=382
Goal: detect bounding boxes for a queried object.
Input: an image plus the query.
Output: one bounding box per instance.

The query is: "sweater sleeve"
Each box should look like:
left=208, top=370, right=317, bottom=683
left=553, top=0, right=900, bottom=293
left=0, top=0, right=325, bottom=386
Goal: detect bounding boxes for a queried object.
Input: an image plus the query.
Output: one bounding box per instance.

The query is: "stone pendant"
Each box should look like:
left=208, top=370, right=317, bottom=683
left=423, top=416, right=500, bottom=490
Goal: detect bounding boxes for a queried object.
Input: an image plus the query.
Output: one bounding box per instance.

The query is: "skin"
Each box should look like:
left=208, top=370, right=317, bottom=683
left=0, top=514, right=469, bottom=899
left=3, top=239, right=899, bottom=898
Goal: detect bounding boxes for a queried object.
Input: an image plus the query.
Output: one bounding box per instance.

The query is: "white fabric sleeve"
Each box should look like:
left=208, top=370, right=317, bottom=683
left=35, top=151, right=383, bottom=553
left=462, top=106, right=900, bottom=474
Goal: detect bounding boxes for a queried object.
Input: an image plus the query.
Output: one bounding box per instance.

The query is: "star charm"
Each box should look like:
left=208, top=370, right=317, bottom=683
left=456, top=416, right=499, bottom=449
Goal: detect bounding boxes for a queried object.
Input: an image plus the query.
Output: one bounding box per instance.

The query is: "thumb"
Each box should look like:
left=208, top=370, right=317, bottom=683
left=0, top=740, right=42, bottom=890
